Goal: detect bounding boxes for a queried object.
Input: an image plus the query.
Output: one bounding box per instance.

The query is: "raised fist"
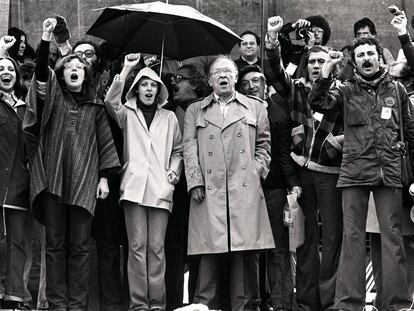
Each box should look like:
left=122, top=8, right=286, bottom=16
left=43, top=18, right=57, bottom=34
left=327, top=51, right=344, bottom=65
left=124, top=53, right=141, bottom=68
left=0, top=36, right=17, bottom=51
left=267, top=16, right=284, bottom=35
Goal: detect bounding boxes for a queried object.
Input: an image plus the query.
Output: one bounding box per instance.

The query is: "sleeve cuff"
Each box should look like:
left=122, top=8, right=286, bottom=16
left=398, top=33, right=411, bottom=46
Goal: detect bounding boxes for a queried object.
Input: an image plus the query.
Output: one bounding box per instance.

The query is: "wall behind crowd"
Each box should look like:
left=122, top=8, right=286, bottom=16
left=7, top=0, right=414, bottom=60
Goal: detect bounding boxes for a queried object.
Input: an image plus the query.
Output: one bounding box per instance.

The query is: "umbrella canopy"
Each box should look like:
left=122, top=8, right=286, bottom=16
left=86, top=1, right=241, bottom=61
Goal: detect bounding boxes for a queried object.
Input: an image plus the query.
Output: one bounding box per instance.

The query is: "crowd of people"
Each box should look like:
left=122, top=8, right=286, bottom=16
left=0, top=7, right=414, bottom=311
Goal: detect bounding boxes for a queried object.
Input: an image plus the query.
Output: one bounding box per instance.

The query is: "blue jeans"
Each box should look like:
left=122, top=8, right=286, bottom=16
left=335, top=186, right=411, bottom=311
left=296, top=167, right=342, bottom=311
left=40, top=192, right=92, bottom=311
left=263, top=187, right=293, bottom=310
left=1, top=208, right=28, bottom=302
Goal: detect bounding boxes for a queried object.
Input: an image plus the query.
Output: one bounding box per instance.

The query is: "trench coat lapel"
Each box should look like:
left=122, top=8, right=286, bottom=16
left=202, top=96, right=224, bottom=128
left=222, top=102, right=245, bottom=130
left=222, top=93, right=250, bottom=130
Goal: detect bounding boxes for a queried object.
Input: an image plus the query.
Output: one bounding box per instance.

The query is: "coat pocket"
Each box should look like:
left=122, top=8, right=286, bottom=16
left=158, top=170, right=174, bottom=203
left=347, top=97, right=368, bottom=126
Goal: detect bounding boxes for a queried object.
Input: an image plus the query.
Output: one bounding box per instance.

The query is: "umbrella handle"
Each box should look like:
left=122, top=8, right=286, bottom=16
left=160, top=25, right=165, bottom=76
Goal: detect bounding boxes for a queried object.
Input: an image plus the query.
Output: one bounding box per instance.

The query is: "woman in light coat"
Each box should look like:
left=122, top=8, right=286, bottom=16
left=105, top=53, right=183, bottom=311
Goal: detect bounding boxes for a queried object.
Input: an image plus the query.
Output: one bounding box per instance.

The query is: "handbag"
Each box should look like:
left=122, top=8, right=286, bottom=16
left=395, top=81, right=414, bottom=187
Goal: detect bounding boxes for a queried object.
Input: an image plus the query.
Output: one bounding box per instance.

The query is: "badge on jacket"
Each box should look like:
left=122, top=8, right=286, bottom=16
left=381, top=107, right=392, bottom=120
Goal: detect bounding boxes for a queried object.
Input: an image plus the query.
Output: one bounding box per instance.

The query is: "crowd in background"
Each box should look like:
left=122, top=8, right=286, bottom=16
left=0, top=6, right=414, bottom=311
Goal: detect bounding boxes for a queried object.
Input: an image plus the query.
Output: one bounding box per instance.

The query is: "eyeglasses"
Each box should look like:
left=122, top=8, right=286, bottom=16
left=210, top=67, right=235, bottom=76
left=171, top=74, right=191, bottom=84
left=64, top=62, right=86, bottom=70
left=311, top=28, right=325, bottom=35
left=74, top=49, right=96, bottom=58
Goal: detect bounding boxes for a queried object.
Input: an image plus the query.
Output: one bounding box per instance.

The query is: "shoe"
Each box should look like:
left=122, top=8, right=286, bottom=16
left=2, top=300, right=31, bottom=310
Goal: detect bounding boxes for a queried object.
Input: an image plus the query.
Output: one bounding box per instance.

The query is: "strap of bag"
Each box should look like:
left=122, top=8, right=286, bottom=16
left=395, top=80, right=404, bottom=143
left=395, top=80, right=408, bottom=157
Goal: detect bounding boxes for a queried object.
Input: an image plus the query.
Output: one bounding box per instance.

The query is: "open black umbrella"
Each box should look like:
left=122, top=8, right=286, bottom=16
left=87, top=1, right=241, bottom=64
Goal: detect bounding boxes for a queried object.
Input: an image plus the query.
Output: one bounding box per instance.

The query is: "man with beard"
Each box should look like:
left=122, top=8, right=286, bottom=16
left=309, top=35, right=414, bottom=311
left=165, top=64, right=207, bottom=310
left=264, top=16, right=343, bottom=311
left=237, top=64, right=301, bottom=311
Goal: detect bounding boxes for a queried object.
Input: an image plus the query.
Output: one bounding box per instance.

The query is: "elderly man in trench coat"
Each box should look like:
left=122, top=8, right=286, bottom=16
left=183, top=55, right=274, bottom=311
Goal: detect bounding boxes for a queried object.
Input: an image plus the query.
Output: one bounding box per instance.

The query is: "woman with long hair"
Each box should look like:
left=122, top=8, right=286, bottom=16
left=23, top=18, right=120, bottom=310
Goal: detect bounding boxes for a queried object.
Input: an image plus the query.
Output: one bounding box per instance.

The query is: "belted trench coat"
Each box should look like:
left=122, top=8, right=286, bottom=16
left=183, top=92, right=274, bottom=255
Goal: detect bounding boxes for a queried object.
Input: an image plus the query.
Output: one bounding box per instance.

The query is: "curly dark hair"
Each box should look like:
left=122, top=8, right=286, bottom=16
left=179, top=64, right=208, bottom=97
left=238, top=30, right=260, bottom=46
left=354, top=17, right=376, bottom=37
left=54, top=54, right=94, bottom=91
left=350, top=35, right=383, bottom=62
left=306, top=15, right=331, bottom=45
left=0, top=56, right=26, bottom=99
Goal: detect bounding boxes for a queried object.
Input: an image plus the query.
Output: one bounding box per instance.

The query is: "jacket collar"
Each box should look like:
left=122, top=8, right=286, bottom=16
left=200, top=91, right=249, bottom=110
left=0, top=91, right=25, bottom=109
left=201, top=92, right=250, bottom=130
left=353, top=67, right=391, bottom=88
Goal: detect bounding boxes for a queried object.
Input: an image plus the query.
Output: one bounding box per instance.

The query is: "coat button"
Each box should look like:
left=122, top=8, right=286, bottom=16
left=237, top=133, right=242, bottom=137
left=208, top=152, right=213, bottom=156
left=243, top=183, right=247, bottom=187
left=207, top=169, right=211, bottom=173
left=241, top=165, right=246, bottom=170
left=207, top=185, right=212, bottom=190
left=240, top=149, right=245, bottom=154
left=209, top=135, right=214, bottom=139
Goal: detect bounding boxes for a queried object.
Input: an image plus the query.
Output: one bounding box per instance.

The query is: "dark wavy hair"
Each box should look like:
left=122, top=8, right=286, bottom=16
left=238, top=30, right=260, bottom=46
left=179, top=64, right=208, bottom=97
left=7, top=27, right=27, bottom=63
left=354, top=17, right=376, bottom=37
left=350, top=35, right=383, bottom=62
left=306, top=15, right=331, bottom=45
left=73, top=40, right=104, bottom=74
left=54, top=54, right=94, bottom=91
left=0, top=56, right=26, bottom=99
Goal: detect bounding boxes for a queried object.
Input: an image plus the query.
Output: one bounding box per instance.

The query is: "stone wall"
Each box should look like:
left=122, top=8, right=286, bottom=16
left=6, top=0, right=414, bottom=59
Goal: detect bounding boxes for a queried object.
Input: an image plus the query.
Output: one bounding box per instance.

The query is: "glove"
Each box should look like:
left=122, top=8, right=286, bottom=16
left=53, top=15, right=71, bottom=44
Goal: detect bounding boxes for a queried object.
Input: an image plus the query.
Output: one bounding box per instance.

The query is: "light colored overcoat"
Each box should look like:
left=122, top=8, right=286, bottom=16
left=105, top=67, right=182, bottom=211
left=183, top=92, right=274, bottom=255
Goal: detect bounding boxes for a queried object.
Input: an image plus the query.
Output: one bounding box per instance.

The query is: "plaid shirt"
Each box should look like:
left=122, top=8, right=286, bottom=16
left=264, top=44, right=343, bottom=174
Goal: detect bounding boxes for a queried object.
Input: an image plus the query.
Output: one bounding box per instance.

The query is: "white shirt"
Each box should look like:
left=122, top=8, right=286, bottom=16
left=213, top=92, right=236, bottom=119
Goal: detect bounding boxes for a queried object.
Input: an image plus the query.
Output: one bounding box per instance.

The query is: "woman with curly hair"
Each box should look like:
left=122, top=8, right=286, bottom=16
left=23, top=18, right=120, bottom=311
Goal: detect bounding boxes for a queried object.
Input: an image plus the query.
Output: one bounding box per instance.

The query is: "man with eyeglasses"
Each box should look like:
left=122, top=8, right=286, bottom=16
left=277, top=15, right=331, bottom=77
left=234, top=31, right=262, bottom=72
left=237, top=65, right=301, bottom=311
left=165, top=64, right=207, bottom=311
left=183, top=56, right=274, bottom=311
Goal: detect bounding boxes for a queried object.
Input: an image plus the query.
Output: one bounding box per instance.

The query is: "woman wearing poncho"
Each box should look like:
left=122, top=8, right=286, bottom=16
left=23, top=18, right=120, bottom=310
